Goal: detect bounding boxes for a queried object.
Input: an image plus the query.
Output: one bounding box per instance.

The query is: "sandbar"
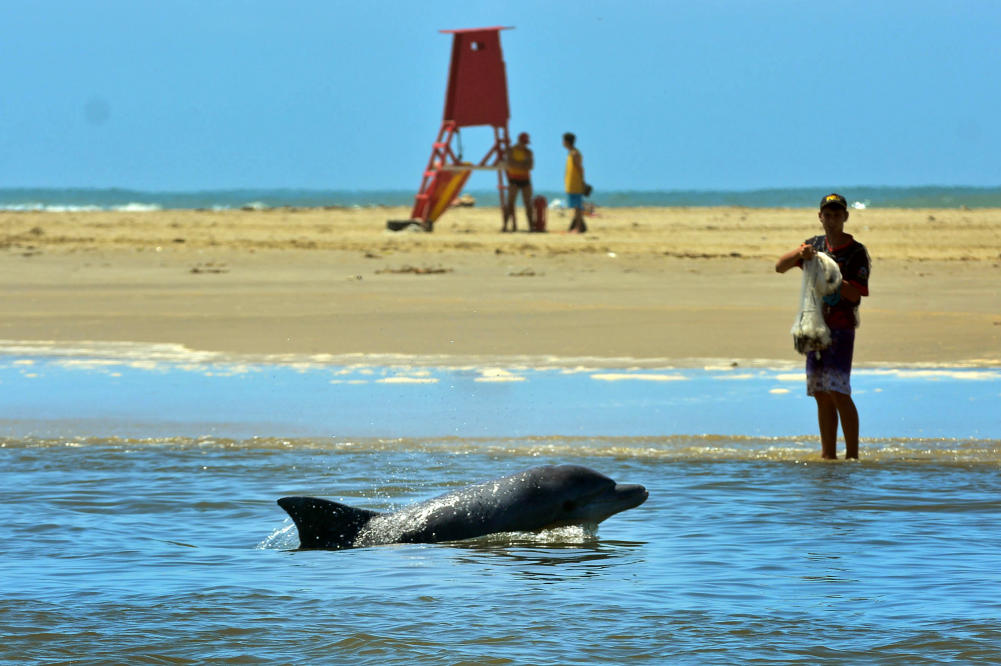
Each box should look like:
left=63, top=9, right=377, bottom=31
left=2, top=205, right=999, bottom=367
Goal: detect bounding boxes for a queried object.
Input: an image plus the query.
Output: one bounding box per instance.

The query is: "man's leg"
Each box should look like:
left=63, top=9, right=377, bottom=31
left=832, top=392, right=859, bottom=459
left=567, top=194, right=583, bottom=232
left=814, top=391, right=839, bottom=459
left=521, top=185, right=534, bottom=230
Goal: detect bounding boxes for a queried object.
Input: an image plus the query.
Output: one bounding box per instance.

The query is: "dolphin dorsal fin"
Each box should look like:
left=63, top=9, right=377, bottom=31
left=277, top=497, right=381, bottom=549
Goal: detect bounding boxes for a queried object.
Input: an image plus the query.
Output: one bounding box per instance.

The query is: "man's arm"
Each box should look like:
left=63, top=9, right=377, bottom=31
left=839, top=281, right=862, bottom=301
left=775, top=243, right=814, bottom=273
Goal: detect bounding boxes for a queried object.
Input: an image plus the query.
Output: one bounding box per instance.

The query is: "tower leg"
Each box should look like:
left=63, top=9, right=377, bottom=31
left=411, top=121, right=459, bottom=226
left=494, top=125, right=511, bottom=230
left=403, top=121, right=511, bottom=232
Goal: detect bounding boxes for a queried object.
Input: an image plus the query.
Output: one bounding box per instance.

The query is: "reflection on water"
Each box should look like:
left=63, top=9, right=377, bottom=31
left=453, top=540, right=648, bottom=582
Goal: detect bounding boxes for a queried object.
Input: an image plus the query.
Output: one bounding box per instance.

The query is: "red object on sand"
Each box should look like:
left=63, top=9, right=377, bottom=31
left=408, top=27, right=514, bottom=231
left=532, top=195, right=547, bottom=232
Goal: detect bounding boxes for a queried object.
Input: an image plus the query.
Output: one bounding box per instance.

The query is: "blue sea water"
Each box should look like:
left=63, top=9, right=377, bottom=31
left=1, top=346, right=999, bottom=441
left=2, top=344, right=1000, bottom=663
left=2, top=185, right=1001, bottom=211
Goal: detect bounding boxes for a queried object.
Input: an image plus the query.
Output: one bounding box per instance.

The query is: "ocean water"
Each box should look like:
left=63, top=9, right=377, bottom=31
left=2, top=344, right=1000, bottom=663
left=2, top=185, right=1001, bottom=212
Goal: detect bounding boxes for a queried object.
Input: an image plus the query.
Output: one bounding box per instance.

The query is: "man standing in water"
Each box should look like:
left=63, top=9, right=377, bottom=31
left=563, top=132, right=587, bottom=233
left=775, top=193, right=871, bottom=459
left=503, top=132, right=534, bottom=232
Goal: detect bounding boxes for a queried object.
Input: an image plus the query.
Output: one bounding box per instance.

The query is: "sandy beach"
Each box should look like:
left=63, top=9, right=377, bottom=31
left=2, top=204, right=999, bottom=366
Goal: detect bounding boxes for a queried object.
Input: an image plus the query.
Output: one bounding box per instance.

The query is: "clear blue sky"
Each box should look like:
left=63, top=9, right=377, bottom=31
left=2, top=0, right=998, bottom=192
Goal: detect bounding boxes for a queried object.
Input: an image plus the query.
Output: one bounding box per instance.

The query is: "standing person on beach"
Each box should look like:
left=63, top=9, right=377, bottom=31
left=503, top=132, right=534, bottom=232
left=563, top=132, right=587, bottom=233
left=775, top=193, right=871, bottom=460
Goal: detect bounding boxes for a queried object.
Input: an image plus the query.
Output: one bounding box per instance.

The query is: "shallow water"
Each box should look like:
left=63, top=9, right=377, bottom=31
left=3, top=437, right=1001, bottom=663
left=2, top=346, right=1000, bottom=663
left=2, top=345, right=999, bottom=440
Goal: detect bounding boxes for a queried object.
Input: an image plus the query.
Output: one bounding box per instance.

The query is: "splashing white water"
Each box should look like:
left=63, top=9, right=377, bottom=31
left=258, top=522, right=298, bottom=550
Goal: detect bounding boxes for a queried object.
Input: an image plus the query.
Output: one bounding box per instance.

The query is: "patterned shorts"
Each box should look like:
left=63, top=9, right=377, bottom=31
left=806, top=327, right=855, bottom=396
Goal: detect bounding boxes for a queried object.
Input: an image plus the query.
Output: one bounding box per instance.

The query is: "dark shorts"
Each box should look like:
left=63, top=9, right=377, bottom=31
left=806, top=327, right=855, bottom=396
left=567, top=193, right=583, bottom=209
left=509, top=178, right=531, bottom=188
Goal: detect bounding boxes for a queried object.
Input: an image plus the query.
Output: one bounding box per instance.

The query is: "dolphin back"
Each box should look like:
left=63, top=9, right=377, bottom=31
left=277, top=496, right=382, bottom=550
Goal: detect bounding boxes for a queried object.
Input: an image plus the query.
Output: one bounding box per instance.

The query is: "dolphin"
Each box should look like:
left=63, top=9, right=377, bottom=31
left=277, top=464, right=648, bottom=550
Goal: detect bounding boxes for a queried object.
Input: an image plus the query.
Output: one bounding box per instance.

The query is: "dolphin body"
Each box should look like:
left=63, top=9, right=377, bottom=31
left=277, top=464, right=648, bottom=550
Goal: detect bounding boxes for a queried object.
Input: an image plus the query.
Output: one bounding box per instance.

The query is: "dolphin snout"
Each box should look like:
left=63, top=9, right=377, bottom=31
left=615, top=483, right=649, bottom=508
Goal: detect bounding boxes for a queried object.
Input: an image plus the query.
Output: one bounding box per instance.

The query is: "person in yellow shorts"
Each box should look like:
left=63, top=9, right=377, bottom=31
left=563, top=132, right=586, bottom=233
left=503, top=132, right=534, bottom=232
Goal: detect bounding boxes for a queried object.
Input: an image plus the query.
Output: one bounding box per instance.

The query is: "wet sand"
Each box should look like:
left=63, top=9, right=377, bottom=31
left=2, top=205, right=999, bottom=366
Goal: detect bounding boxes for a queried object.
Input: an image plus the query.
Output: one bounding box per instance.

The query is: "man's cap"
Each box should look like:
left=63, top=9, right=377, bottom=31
left=820, top=193, right=848, bottom=210
left=518, top=132, right=530, bottom=144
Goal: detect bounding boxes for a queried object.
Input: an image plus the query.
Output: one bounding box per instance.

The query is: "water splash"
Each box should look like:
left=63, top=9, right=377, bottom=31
left=257, top=522, right=297, bottom=550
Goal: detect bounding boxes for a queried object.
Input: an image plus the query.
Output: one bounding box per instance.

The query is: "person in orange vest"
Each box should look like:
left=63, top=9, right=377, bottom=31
left=503, top=132, right=534, bottom=232
left=563, top=132, right=587, bottom=233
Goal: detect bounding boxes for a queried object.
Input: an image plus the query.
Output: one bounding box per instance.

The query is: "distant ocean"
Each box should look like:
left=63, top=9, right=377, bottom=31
left=2, top=185, right=1000, bottom=212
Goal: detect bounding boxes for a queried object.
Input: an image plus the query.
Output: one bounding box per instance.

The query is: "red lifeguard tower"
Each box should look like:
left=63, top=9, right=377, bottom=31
left=397, top=27, right=513, bottom=231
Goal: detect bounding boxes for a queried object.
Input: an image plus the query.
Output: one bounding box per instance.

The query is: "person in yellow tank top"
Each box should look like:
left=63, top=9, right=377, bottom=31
left=503, top=132, right=534, bottom=232
left=563, top=132, right=586, bottom=233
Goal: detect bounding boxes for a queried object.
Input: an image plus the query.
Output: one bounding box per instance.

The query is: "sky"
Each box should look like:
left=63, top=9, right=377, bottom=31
left=2, top=0, right=999, bottom=192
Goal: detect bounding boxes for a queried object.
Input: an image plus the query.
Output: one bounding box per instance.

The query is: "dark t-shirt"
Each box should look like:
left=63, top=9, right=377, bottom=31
left=803, top=234, right=871, bottom=329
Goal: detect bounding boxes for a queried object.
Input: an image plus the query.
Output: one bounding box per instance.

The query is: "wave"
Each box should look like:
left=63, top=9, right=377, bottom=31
left=3, top=434, right=999, bottom=463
